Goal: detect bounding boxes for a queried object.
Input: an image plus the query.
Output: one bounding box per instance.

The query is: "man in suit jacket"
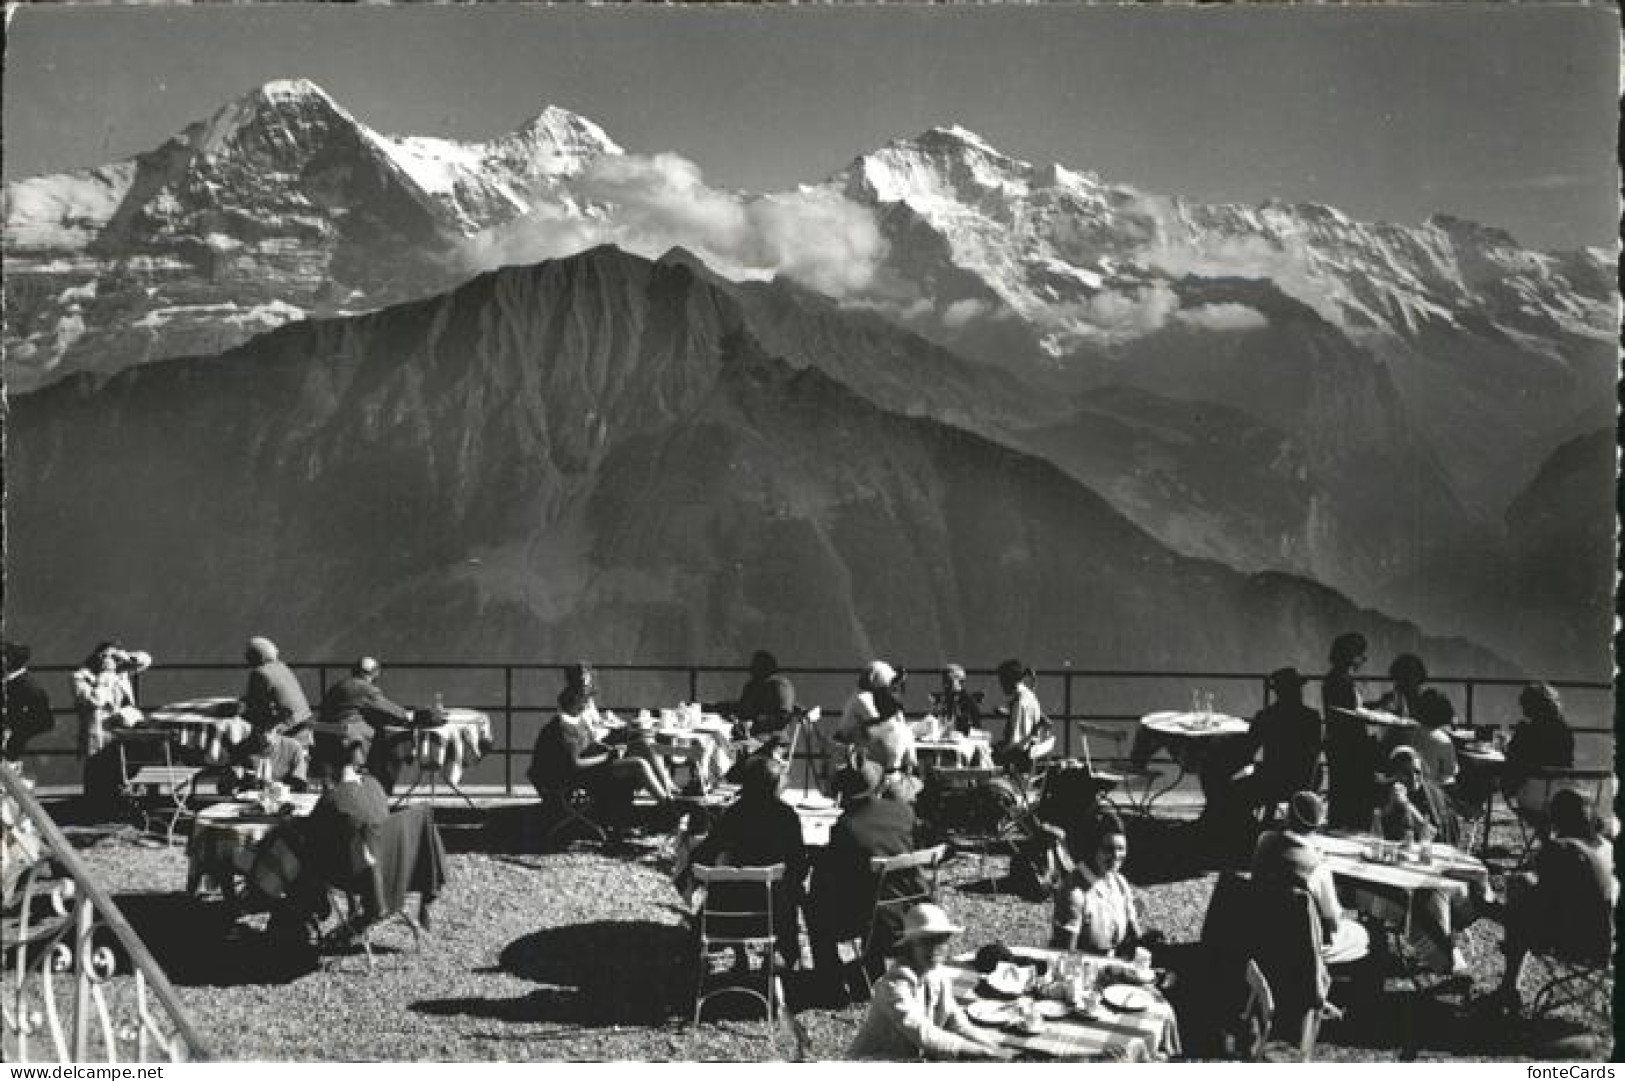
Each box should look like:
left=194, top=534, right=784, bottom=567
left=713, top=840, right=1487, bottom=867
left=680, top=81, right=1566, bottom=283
left=317, top=657, right=418, bottom=789
left=2, top=641, right=55, bottom=764
left=808, top=760, right=922, bottom=990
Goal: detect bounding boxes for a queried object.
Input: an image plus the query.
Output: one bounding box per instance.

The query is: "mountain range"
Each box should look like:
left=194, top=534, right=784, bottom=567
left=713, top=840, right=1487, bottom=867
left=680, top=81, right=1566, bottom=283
left=3, top=79, right=1614, bottom=677
left=4, top=244, right=1500, bottom=679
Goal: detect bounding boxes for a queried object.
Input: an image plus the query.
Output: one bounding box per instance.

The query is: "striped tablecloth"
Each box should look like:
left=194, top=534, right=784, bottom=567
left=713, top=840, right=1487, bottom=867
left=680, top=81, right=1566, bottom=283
left=378, top=709, right=492, bottom=786
left=145, top=697, right=255, bottom=765
left=945, top=949, right=1180, bottom=1061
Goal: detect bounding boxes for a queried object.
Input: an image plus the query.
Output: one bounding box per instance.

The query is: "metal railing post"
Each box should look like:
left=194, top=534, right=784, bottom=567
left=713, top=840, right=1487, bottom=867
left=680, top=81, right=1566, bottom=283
left=1062, top=664, right=1074, bottom=758
left=504, top=666, right=515, bottom=797
left=688, top=667, right=699, bottom=705
left=1464, top=680, right=1475, bottom=728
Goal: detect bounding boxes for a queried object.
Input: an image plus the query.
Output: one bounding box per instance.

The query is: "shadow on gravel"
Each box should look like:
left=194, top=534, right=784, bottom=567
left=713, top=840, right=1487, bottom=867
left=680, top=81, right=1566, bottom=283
left=108, top=892, right=319, bottom=987
left=411, top=919, right=692, bottom=1029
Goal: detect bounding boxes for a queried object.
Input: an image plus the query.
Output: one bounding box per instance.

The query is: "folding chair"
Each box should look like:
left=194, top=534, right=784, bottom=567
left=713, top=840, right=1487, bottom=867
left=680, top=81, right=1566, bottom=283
left=1523, top=943, right=1612, bottom=1030
left=113, top=728, right=202, bottom=844
left=1506, top=769, right=1615, bottom=869
left=327, top=862, right=427, bottom=974
left=535, top=781, right=609, bottom=846
left=1244, top=884, right=1336, bottom=1062
left=840, top=844, right=947, bottom=995
left=924, top=767, right=1027, bottom=890
left=690, top=863, right=785, bottom=1027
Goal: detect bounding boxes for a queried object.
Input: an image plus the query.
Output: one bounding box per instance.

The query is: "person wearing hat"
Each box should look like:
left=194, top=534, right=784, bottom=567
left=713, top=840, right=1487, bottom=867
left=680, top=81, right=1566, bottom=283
left=840, top=660, right=899, bottom=735
left=807, top=759, right=921, bottom=994
left=858, top=683, right=923, bottom=804
left=930, top=664, right=982, bottom=738
left=2, top=641, right=55, bottom=764
left=847, top=902, right=1014, bottom=1060
left=1250, top=791, right=1369, bottom=965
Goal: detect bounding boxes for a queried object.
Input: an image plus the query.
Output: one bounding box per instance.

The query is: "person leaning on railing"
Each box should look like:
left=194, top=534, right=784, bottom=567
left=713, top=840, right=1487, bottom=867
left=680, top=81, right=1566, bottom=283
left=72, top=639, right=152, bottom=809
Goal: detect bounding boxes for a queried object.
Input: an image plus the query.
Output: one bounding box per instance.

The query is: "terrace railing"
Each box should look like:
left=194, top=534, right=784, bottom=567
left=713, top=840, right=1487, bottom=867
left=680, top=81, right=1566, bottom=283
left=1, top=763, right=210, bottom=1062
left=13, top=662, right=1613, bottom=797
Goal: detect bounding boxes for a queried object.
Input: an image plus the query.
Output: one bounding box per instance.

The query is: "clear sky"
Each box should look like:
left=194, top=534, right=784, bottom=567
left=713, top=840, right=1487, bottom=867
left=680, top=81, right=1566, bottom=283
left=4, top=3, right=1618, bottom=251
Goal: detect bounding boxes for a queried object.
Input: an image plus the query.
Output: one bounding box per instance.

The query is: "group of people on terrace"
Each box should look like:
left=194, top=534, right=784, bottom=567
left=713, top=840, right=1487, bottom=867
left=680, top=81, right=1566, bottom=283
left=0, top=631, right=1612, bottom=1053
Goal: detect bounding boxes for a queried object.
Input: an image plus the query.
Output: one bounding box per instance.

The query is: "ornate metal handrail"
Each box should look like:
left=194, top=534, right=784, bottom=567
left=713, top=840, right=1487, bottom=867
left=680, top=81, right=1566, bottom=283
left=1, top=762, right=210, bottom=1062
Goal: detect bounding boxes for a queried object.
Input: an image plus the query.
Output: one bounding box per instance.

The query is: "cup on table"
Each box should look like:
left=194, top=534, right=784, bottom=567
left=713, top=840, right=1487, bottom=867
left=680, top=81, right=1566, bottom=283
left=1133, top=947, right=1153, bottom=973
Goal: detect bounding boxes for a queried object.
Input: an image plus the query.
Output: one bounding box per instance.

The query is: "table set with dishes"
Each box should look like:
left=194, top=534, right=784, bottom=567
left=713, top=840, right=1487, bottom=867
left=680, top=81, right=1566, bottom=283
left=1128, top=708, right=1252, bottom=813
left=185, top=789, right=320, bottom=914
left=378, top=707, right=493, bottom=805
left=945, top=947, right=1180, bottom=1061
left=141, top=696, right=256, bottom=766
left=600, top=705, right=737, bottom=791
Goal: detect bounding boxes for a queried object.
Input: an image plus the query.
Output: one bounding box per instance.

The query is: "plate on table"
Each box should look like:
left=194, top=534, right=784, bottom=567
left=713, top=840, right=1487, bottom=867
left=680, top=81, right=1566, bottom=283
left=966, top=1000, right=1018, bottom=1027
left=1102, top=984, right=1155, bottom=1012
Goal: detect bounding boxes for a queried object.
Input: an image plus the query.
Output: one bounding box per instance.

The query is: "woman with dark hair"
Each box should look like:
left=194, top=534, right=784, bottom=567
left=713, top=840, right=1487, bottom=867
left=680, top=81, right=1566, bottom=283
left=527, top=685, right=675, bottom=823
left=1501, top=682, right=1577, bottom=816
left=991, top=659, right=1050, bottom=773
left=1322, top=632, right=1377, bottom=830
left=1376, top=653, right=1430, bottom=720
left=1493, top=789, right=1616, bottom=1014
left=691, top=754, right=808, bottom=969
left=1050, top=812, right=1148, bottom=959
left=1404, top=688, right=1460, bottom=786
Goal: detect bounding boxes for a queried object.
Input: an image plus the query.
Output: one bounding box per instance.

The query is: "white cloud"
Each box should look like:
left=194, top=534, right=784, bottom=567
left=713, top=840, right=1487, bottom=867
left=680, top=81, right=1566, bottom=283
left=942, top=298, right=991, bottom=329
left=457, top=152, right=885, bottom=297
left=1055, top=280, right=1181, bottom=340
left=1175, top=301, right=1269, bottom=332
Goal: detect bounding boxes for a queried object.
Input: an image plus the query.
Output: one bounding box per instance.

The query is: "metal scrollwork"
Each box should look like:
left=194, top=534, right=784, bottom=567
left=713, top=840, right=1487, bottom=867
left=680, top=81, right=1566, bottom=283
left=3, top=764, right=210, bottom=1062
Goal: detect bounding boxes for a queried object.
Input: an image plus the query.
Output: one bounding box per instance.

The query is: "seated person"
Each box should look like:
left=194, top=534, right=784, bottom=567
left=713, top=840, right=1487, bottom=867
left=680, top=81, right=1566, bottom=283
left=847, top=903, right=1013, bottom=1061
left=237, top=636, right=313, bottom=790
left=715, top=650, right=798, bottom=739
left=840, top=660, right=899, bottom=737
left=859, top=685, right=922, bottom=803
left=1251, top=792, right=1369, bottom=965
left=526, top=685, right=674, bottom=825
left=930, top=664, right=982, bottom=737
left=2, top=641, right=55, bottom=764
left=1493, top=790, right=1616, bottom=1014
left=1501, top=682, right=1577, bottom=817
left=1372, top=652, right=1431, bottom=720
left=1399, top=689, right=1459, bottom=786
left=304, top=736, right=391, bottom=927
left=1050, top=812, right=1152, bottom=959
left=690, top=755, right=807, bottom=970
left=1379, top=745, right=1460, bottom=845
left=808, top=761, right=921, bottom=992
left=316, top=657, right=422, bottom=790
left=990, top=659, right=1051, bottom=773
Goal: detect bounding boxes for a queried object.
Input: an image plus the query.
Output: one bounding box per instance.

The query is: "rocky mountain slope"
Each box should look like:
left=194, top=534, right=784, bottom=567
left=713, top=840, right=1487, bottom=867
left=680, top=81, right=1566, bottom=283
left=4, top=245, right=1498, bottom=676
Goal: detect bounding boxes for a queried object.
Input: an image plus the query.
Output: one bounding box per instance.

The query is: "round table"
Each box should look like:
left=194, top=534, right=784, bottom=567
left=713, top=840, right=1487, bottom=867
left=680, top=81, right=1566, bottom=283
left=186, top=794, right=319, bottom=913
left=378, top=708, right=493, bottom=803
left=1131, top=712, right=1252, bottom=814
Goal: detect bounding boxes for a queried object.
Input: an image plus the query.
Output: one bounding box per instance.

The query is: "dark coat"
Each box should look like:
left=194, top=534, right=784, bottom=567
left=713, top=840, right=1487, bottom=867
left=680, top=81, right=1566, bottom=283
left=243, top=660, right=313, bottom=738
left=2, top=671, right=55, bottom=759
left=811, top=796, right=920, bottom=937
left=1249, top=701, right=1323, bottom=801
left=319, top=676, right=413, bottom=730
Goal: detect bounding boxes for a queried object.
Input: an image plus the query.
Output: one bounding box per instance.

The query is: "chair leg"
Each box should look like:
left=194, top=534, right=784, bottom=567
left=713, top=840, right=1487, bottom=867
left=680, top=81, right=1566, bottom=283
left=1299, top=1009, right=1319, bottom=1062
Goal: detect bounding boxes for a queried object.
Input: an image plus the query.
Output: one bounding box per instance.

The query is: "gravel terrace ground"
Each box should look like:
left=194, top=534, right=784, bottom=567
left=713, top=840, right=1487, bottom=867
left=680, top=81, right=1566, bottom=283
left=43, top=798, right=1615, bottom=1063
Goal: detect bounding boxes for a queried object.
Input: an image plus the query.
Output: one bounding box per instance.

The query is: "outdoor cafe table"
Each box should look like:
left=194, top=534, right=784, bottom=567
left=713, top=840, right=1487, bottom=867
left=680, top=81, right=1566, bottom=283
left=186, top=792, right=320, bottom=914
left=1329, top=706, right=1418, bottom=733
left=1315, top=830, right=1486, bottom=967
left=1447, top=729, right=1506, bottom=853
left=945, top=947, right=1181, bottom=1061
left=602, top=712, right=738, bottom=790
left=1129, top=711, right=1251, bottom=814
left=787, top=792, right=841, bottom=847
left=380, top=708, right=492, bottom=806
left=915, top=733, right=994, bottom=771
left=144, top=697, right=255, bottom=766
